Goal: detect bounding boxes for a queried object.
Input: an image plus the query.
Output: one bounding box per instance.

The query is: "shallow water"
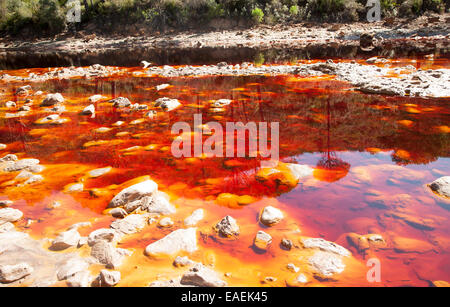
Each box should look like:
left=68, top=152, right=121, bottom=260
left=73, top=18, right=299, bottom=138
left=0, top=58, right=449, bottom=286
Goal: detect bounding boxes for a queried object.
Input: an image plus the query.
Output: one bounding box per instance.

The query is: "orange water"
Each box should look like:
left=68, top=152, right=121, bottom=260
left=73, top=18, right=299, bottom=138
left=0, top=59, right=449, bottom=286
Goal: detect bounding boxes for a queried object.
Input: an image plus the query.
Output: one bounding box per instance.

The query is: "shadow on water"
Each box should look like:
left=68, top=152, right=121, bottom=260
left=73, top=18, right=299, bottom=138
left=1, top=42, right=449, bottom=69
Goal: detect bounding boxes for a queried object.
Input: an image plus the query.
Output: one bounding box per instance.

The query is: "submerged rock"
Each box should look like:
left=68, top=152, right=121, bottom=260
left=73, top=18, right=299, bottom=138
left=184, top=209, right=204, bottom=226
left=145, top=228, right=197, bottom=256
left=180, top=264, right=227, bottom=287
left=254, top=230, right=272, bottom=250
left=309, top=251, right=346, bottom=277
left=0, top=263, right=33, bottom=283
left=173, top=256, right=195, bottom=267
left=88, top=167, right=112, bottom=178
left=260, top=206, right=284, bottom=226
left=158, top=217, right=174, bottom=227
left=214, top=216, right=240, bottom=237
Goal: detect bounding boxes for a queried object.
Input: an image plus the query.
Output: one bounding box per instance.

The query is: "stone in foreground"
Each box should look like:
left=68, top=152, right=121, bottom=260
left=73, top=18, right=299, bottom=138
left=108, top=180, right=158, bottom=208
left=260, top=206, right=284, bottom=226
left=50, top=229, right=81, bottom=251
left=145, top=228, right=197, bottom=256
left=98, top=269, right=121, bottom=287
left=302, top=238, right=351, bottom=257
left=309, top=251, right=346, bottom=277
left=0, top=263, right=33, bottom=283
left=214, top=215, right=239, bottom=237
left=428, top=176, right=450, bottom=199
left=254, top=230, right=272, bottom=250
left=180, top=264, right=227, bottom=287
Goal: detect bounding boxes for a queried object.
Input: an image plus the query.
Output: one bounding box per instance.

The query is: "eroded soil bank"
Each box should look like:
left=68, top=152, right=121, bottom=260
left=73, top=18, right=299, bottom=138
left=0, top=13, right=449, bottom=69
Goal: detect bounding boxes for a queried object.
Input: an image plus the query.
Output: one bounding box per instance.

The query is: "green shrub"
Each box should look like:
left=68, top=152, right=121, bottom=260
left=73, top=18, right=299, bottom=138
left=36, top=0, right=66, bottom=33
left=307, top=0, right=362, bottom=21
left=289, top=5, right=299, bottom=16
left=251, top=7, right=264, bottom=23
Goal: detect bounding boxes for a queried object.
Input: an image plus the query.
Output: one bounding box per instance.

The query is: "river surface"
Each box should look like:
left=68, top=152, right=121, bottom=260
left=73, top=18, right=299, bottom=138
left=0, top=57, right=449, bottom=286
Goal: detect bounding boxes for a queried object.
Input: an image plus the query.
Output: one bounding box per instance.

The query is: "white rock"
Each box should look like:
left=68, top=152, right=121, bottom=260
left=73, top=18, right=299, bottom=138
left=110, top=97, right=131, bottom=108
left=141, top=61, right=152, bottom=68
left=287, top=263, right=300, bottom=273
left=0, top=208, right=23, bottom=224
left=0, top=200, right=13, bottom=207
left=215, top=216, right=239, bottom=237
left=285, top=163, right=314, bottom=181
left=308, top=251, right=346, bottom=277
left=90, top=241, right=124, bottom=269
left=88, top=228, right=119, bottom=246
left=108, top=180, right=158, bottom=208
left=145, top=228, right=197, bottom=256
left=0, top=222, right=14, bottom=233
left=260, top=206, right=284, bottom=226
left=22, top=174, right=43, bottom=185
left=66, top=183, right=84, bottom=192
left=156, top=84, right=170, bottom=91
left=180, top=264, right=227, bottom=287
left=66, top=271, right=92, bottom=287
left=98, top=269, right=121, bottom=287
left=296, top=274, right=308, bottom=283
left=154, top=97, right=181, bottom=111
left=212, top=99, right=232, bottom=107
left=184, top=209, right=204, bottom=226
left=428, top=176, right=450, bottom=198
left=302, top=238, right=351, bottom=257
left=88, top=167, right=111, bottom=178
left=142, top=193, right=176, bottom=215
left=254, top=230, right=272, bottom=250
left=50, top=229, right=81, bottom=250
left=0, top=154, right=17, bottom=162
left=5, top=101, right=16, bottom=108
left=82, top=104, right=95, bottom=115
left=109, top=208, right=127, bottom=218
left=0, top=263, right=33, bottom=283
left=158, top=217, right=173, bottom=227
left=173, top=256, right=195, bottom=267
left=57, top=258, right=89, bottom=281
left=3, top=158, right=40, bottom=172
left=88, top=95, right=104, bottom=103
left=41, top=93, right=64, bottom=106
left=110, top=214, right=148, bottom=235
